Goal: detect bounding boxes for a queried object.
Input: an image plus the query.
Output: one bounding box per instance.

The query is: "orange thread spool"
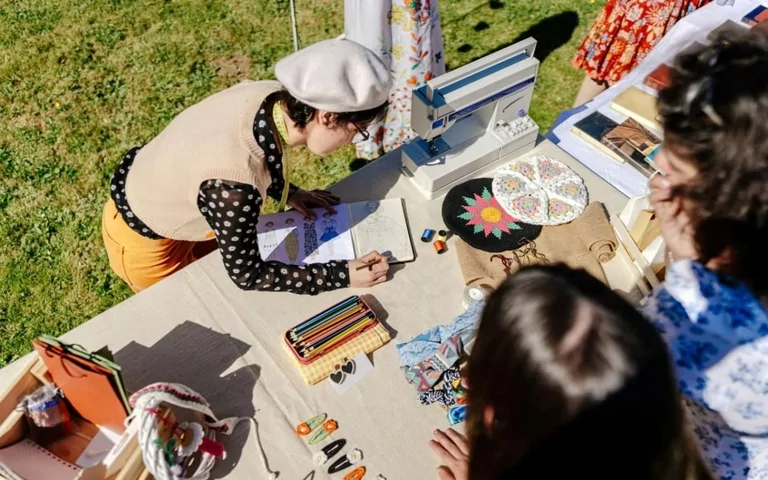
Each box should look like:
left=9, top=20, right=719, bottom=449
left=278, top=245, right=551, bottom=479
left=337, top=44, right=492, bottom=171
left=433, top=240, right=447, bottom=254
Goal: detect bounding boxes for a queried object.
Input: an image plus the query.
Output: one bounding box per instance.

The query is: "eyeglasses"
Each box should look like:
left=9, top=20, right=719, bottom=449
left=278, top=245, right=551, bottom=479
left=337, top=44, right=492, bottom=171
left=352, top=124, right=371, bottom=142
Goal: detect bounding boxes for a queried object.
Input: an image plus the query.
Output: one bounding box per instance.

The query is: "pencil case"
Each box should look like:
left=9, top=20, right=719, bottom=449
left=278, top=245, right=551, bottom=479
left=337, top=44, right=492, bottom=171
left=282, top=296, right=390, bottom=385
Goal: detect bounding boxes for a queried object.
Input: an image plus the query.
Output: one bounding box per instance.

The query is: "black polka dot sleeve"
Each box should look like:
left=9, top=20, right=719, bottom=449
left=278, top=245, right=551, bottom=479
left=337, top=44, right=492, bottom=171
left=197, top=179, right=351, bottom=294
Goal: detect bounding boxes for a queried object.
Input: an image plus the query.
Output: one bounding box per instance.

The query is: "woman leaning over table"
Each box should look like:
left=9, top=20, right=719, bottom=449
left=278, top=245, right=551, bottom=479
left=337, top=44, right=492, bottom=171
left=101, top=39, right=392, bottom=293
left=644, top=31, right=768, bottom=478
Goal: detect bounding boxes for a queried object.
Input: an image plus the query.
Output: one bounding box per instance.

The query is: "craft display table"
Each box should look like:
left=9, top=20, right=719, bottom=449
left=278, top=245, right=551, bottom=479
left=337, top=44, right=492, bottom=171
left=0, top=140, right=630, bottom=478
left=549, top=0, right=761, bottom=197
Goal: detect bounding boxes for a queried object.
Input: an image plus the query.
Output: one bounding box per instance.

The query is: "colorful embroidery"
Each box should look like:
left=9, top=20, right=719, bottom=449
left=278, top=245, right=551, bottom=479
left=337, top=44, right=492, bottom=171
left=456, top=187, right=520, bottom=239
left=492, top=155, right=587, bottom=226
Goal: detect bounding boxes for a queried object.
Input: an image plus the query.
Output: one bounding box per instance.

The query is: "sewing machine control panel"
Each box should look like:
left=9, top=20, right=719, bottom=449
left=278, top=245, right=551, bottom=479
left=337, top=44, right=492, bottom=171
left=494, top=116, right=538, bottom=142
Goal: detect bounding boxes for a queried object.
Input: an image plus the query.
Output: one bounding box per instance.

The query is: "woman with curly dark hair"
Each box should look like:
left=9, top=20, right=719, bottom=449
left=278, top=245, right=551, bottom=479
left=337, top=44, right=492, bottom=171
left=645, top=30, right=768, bottom=479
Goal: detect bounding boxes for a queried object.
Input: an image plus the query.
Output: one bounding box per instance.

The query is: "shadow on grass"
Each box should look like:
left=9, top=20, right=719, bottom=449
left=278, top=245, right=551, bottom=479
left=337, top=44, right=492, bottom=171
left=459, top=11, right=580, bottom=64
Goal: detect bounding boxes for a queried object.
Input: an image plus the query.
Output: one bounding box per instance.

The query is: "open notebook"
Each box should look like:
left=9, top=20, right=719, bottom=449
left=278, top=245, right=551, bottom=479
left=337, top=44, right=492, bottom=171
left=257, top=198, right=414, bottom=264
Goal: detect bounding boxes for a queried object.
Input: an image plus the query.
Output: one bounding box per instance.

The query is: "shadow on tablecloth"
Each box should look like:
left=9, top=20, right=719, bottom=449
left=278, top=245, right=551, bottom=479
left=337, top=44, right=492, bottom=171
left=115, top=321, right=260, bottom=478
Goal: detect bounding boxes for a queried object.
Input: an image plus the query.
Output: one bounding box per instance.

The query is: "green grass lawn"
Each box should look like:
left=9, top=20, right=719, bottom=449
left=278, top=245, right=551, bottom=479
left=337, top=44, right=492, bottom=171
left=0, top=0, right=603, bottom=366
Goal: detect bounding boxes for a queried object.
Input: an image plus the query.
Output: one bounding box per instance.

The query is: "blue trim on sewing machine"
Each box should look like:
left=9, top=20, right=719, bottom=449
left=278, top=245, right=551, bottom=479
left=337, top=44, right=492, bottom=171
left=437, top=52, right=529, bottom=97
left=447, top=77, right=535, bottom=123
left=414, top=52, right=530, bottom=113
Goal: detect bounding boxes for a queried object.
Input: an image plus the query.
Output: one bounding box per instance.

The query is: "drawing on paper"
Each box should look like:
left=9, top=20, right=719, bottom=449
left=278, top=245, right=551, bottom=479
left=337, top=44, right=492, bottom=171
left=284, top=217, right=299, bottom=262
left=255, top=201, right=408, bottom=265
left=319, top=213, right=339, bottom=258
left=350, top=200, right=411, bottom=262
left=319, top=214, right=340, bottom=242
left=262, top=221, right=281, bottom=261
left=304, top=220, right=319, bottom=261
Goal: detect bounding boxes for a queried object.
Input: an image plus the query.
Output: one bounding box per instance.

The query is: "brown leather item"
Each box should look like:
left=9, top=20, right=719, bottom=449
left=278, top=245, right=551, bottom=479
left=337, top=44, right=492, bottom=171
left=32, top=340, right=128, bottom=433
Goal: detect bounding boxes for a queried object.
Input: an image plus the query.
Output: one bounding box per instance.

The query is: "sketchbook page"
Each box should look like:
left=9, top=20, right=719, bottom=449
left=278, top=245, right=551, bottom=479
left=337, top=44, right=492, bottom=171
left=256, top=207, right=355, bottom=265
left=348, top=199, right=414, bottom=263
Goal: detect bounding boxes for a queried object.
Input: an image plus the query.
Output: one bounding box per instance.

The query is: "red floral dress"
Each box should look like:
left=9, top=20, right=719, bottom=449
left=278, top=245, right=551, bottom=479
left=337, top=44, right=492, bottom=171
left=572, top=0, right=712, bottom=85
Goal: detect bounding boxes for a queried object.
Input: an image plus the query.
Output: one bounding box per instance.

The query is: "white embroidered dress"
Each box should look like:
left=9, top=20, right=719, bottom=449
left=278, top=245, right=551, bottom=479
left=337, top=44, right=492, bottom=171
left=344, top=0, right=446, bottom=159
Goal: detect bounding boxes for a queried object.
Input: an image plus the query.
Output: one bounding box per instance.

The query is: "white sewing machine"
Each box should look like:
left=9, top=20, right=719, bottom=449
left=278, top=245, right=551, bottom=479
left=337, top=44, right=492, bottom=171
left=401, top=38, right=540, bottom=199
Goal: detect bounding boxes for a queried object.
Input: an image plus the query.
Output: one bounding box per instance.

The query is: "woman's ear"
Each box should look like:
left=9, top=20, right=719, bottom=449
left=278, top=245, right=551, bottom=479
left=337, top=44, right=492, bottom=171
left=316, top=111, right=335, bottom=128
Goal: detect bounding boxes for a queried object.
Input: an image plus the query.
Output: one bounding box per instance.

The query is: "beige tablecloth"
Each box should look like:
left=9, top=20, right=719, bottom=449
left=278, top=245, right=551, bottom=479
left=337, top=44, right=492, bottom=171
left=0, top=140, right=628, bottom=479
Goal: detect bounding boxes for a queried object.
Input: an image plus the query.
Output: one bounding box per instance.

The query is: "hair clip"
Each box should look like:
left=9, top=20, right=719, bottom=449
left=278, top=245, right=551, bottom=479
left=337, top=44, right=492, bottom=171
left=328, top=448, right=363, bottom=474
left=308, top=419, right=338, bottom=445
left=312, top=439, right=346, bottom=465
left=344, top=466, right=366, bottom=480
left=329, top=357, right=356, bottom=385
left=296, top=413, right=327, bottom=436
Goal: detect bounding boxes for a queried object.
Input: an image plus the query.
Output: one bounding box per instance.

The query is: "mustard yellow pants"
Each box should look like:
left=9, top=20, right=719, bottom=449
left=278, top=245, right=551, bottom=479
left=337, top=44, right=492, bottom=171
left=101, top=199, right=216, bottom=292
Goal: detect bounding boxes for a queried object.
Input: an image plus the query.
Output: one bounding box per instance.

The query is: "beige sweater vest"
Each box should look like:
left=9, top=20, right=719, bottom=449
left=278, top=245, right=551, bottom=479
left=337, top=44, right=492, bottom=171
left=124, top=80, right=282, bottom=241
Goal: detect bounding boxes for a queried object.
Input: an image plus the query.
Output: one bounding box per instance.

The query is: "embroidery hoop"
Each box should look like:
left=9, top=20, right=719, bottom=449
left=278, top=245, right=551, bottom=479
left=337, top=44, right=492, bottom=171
left=128, top=383, right=277, bottom=480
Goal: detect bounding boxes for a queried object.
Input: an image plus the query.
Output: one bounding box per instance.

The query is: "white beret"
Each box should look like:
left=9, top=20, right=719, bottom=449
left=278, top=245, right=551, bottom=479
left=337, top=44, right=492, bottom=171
left=275, top=39, right=393, bottom=113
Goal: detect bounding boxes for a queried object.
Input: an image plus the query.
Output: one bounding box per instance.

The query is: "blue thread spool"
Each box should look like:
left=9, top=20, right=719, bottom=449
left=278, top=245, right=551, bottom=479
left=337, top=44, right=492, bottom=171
left=421, top=229, right=435, bottom=243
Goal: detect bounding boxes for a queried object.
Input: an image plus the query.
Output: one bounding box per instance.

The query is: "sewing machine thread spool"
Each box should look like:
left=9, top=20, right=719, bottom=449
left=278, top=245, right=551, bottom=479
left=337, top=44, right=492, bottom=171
left=437, top=230, right=449, bottom=243
left=462, top=286, right=489, bottom=310
left=433, top=240, right=447, bottom=254
left=421, top=229, right=435, bottom=243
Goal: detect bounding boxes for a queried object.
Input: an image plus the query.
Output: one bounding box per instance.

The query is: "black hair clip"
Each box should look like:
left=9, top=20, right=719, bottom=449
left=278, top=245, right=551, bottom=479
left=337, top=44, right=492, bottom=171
left=328, top=448, right=363, bottom=474
left=312, top=439, right=346, bottom=465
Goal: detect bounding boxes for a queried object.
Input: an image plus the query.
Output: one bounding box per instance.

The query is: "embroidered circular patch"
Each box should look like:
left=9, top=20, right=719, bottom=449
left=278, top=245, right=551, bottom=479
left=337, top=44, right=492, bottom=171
left=492, top=155, right=588, bottom=226
left=442, top=178, right=542, bottom=253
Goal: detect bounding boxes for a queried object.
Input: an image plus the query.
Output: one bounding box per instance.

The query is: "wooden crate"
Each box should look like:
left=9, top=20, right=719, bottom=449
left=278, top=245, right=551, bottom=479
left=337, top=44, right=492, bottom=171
left=0, top=354, right=149, bottom=480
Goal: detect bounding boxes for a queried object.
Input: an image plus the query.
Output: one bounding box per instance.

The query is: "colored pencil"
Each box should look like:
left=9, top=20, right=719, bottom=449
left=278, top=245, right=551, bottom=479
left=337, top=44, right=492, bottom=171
left=301, top=320, right=375, bottom=360
left=293, top=306, right=366, bottom=344
left=290, top=296, right=358, bottom=333
left=290, top=297, right=360, bottom=335
left=290, top=303, right=365, bottom=340
left=301, top=316, right=375, bottom=356
left=355, top=258, right=382, bottom=271
left=299, top=312, right=373, bottom=351
left=296, top=309, right=370, bottom=346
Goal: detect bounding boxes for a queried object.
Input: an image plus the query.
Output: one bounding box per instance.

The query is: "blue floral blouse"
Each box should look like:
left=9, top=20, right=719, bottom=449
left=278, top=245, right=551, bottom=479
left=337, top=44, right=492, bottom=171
left=643, top=260, right=768, bottom=479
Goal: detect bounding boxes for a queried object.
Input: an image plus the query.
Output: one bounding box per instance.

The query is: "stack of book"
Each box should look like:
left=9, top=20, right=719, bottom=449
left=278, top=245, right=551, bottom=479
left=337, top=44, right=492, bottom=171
left=572, top=112, right=660, bottom=178
left=743, top=5, right=768, bottom=27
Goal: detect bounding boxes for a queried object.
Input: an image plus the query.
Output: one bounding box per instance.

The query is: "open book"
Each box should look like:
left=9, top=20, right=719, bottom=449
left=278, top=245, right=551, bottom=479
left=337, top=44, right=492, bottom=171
left=256, top=198, right=414, bottom=264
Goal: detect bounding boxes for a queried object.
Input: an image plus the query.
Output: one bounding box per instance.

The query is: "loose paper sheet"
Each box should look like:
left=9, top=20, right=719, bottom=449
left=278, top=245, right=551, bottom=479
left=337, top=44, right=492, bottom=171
left=329, top=352, right=375, bottom=395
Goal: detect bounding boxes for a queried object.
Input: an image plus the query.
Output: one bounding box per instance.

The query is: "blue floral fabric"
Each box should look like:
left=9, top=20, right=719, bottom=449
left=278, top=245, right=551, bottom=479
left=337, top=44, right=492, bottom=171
left=643, top=260, right=768, bottom=479
left=396, top=300, right=483, bottom=366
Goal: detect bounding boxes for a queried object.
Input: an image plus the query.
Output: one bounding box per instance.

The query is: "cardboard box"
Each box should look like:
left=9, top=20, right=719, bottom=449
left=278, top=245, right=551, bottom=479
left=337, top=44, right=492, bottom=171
left=0, top=355, right=148, bottom=480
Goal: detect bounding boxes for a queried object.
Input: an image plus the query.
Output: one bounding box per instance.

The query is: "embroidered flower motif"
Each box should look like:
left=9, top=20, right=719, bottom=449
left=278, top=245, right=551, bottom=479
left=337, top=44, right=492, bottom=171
left=457, top=187, right=520, bottom=239
left=392, top=44, right=405, bottom=60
